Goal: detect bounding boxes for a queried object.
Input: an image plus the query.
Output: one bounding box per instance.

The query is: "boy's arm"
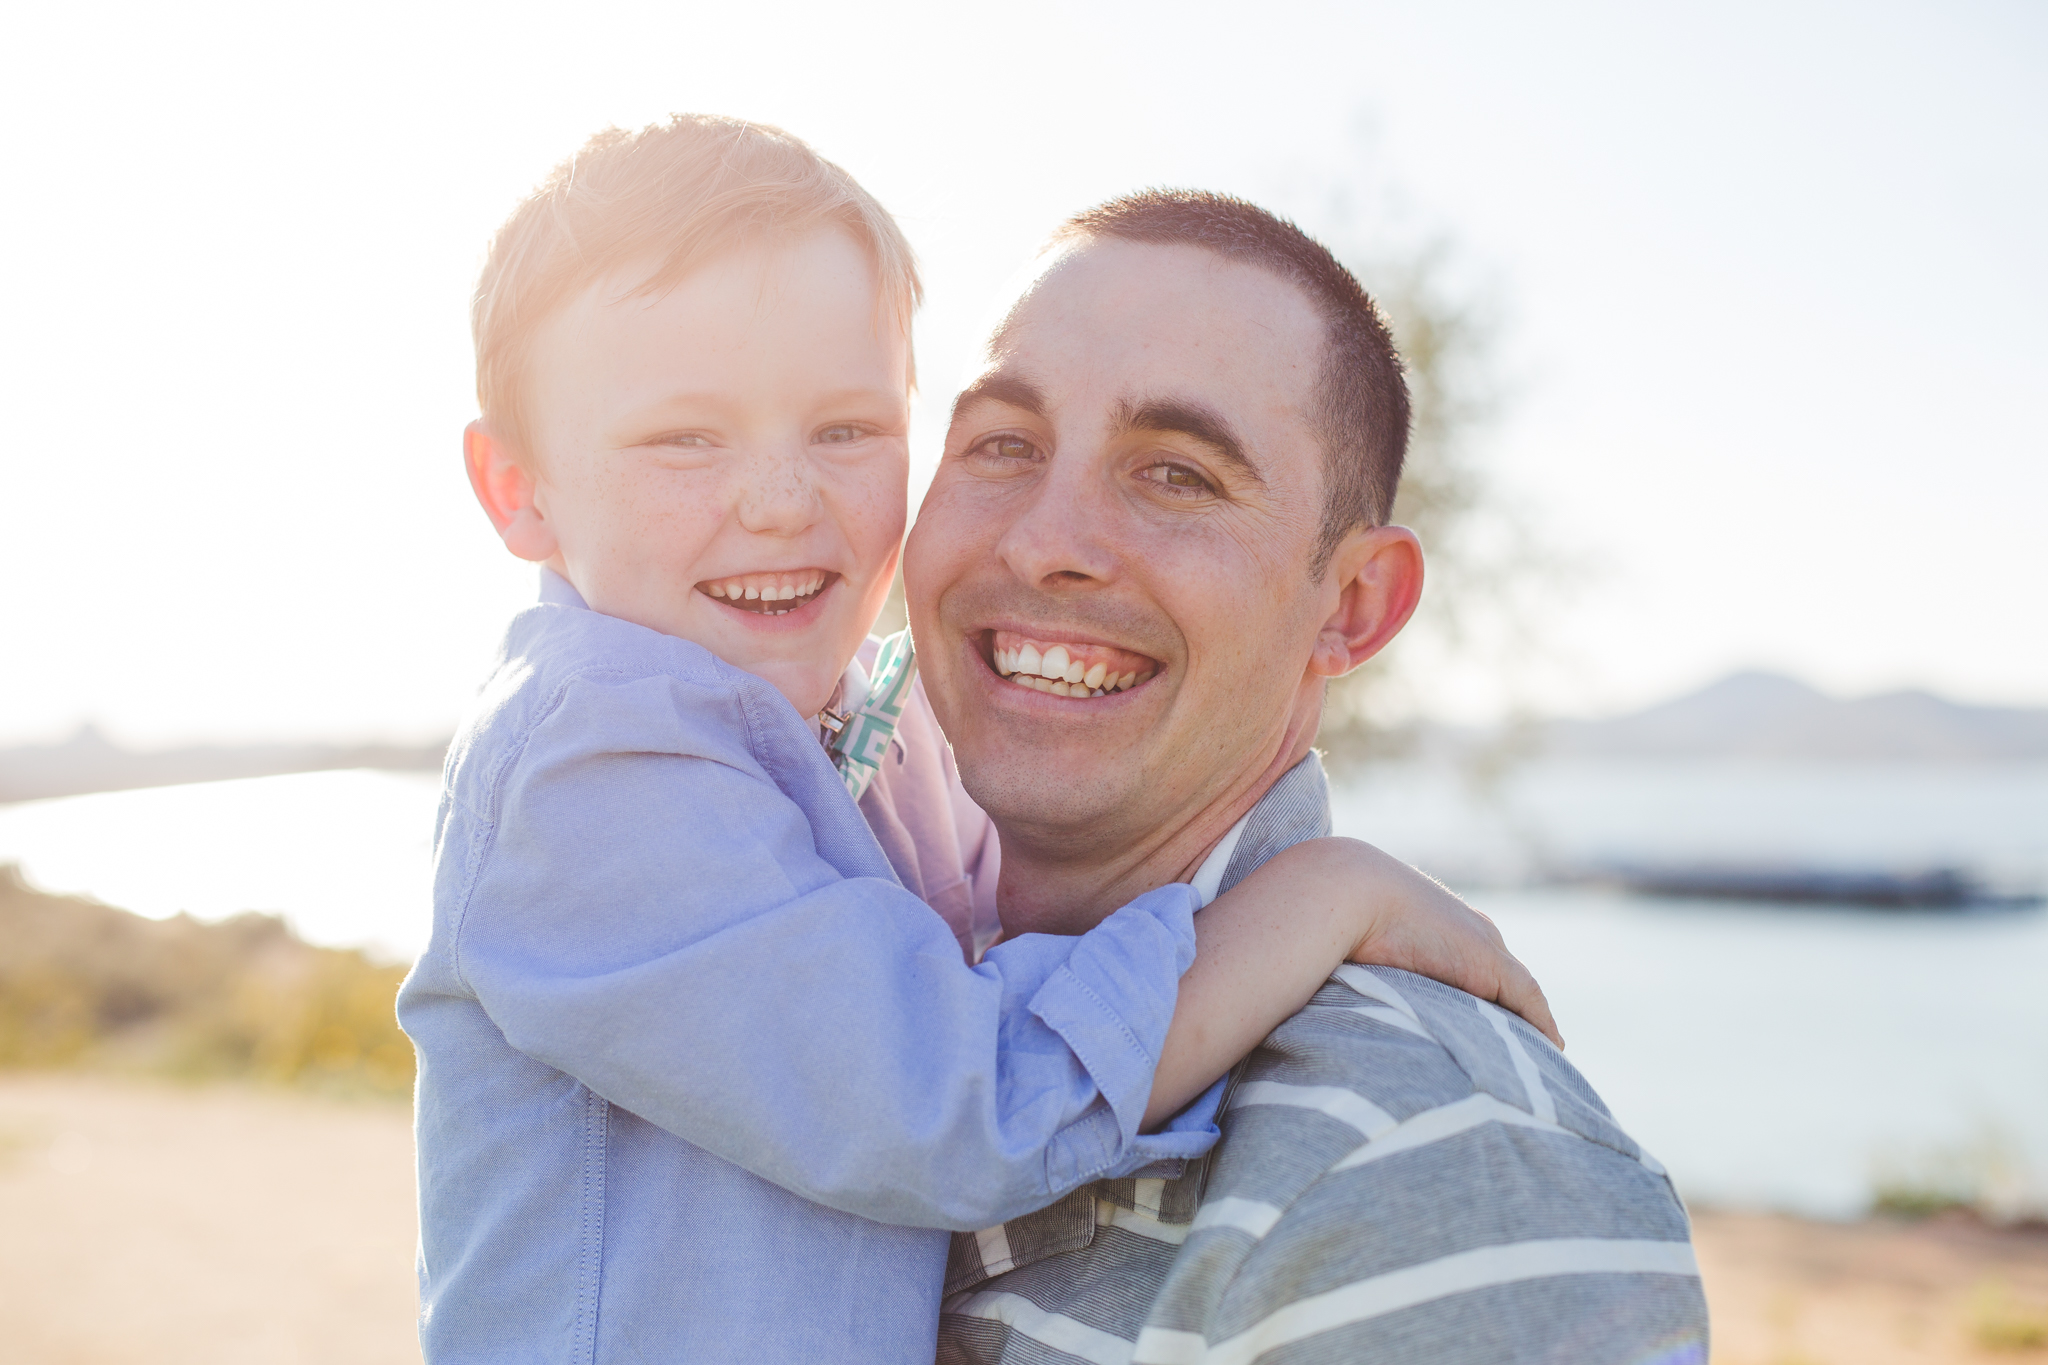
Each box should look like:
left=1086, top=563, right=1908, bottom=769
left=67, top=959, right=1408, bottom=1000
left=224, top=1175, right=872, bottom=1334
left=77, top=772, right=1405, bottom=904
left=455, top=676, right=1201, bottom=1232
left=1144, top=838, right=1557, bottom=1128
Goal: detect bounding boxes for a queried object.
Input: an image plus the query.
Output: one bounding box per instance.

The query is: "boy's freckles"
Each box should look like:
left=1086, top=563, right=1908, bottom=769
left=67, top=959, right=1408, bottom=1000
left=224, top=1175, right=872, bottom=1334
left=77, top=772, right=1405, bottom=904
left=735, top=452, right=825, bottom=534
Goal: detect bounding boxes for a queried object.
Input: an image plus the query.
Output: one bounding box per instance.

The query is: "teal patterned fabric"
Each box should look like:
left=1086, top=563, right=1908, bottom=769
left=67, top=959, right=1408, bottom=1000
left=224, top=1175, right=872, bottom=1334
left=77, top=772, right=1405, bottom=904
left=828, top=630, right=917, bottom=800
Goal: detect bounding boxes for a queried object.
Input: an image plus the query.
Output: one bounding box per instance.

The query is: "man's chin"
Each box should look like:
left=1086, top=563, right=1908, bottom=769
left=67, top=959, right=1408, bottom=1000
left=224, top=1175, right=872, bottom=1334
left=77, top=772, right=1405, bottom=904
left=949, top=708, right=1145, bottom=835
left=970, top=772, right=1132, bottom=851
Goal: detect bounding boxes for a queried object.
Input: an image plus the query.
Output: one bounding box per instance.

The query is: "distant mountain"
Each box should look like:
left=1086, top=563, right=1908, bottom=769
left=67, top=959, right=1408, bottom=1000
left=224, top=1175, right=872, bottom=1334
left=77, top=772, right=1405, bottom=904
left=7, top=669, right=2044, bottom=804
left=1543, top=671, right=2048, bottom=763
left=0, top=725, right=446, bottom=804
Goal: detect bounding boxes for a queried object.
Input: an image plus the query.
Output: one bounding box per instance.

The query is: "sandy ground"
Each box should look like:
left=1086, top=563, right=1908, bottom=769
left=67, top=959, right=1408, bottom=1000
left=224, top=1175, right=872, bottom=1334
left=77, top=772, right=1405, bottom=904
left=0, top=1073, right=419, bottom=1365
left=1696, top=1208, right=2048, bottom=1364
left=1, top=1074, right=2043, bottom=1364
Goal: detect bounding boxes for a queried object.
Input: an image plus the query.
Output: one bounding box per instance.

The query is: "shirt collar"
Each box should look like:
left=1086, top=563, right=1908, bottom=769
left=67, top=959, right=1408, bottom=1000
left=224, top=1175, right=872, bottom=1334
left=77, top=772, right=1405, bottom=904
left=1186, top=752, right=1333, bottom=908
left=1187, top=813, right=1252, bottom=909
left=538, top=566, right=588, bottom=610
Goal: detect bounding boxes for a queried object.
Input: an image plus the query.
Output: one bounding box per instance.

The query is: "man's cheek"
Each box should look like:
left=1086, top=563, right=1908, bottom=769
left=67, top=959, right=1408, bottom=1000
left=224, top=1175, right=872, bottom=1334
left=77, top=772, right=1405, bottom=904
left=912, top=510, right=992, bottom=604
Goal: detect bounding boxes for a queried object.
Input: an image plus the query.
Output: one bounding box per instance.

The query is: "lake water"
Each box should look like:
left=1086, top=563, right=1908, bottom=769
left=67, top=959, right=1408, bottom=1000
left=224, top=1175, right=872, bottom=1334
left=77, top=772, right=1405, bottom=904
left=2, top=760, right=2043, bottom=1220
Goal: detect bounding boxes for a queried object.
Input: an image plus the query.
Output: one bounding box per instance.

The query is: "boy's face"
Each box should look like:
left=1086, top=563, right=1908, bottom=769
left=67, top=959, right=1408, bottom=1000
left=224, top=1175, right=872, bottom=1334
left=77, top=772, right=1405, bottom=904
left=518, top=230, right=910, bottom=718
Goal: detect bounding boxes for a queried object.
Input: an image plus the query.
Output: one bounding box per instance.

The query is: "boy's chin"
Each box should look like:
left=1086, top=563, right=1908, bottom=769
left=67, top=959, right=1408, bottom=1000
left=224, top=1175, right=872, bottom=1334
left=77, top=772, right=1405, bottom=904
left=745, top=658, right=844, bottom=721
left=714, top=598, right=878, bottom=719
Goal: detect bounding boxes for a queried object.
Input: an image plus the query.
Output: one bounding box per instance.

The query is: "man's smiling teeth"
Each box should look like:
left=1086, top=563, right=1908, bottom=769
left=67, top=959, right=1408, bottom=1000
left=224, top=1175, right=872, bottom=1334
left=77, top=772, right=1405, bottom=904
left=990, top=632, right=1156, bottom=699
left=702, top=572, right=828, bottom=616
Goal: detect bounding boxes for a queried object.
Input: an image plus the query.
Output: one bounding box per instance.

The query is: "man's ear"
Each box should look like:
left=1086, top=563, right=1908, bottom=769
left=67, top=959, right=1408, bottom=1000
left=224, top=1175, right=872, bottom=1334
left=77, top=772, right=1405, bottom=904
left=463, top=421, right=558, bottom=563
left=1307, top=524, right=1425, bottom=678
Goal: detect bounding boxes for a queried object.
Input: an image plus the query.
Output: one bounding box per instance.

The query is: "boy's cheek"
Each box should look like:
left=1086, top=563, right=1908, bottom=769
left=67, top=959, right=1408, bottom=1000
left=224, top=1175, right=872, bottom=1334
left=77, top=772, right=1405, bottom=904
left=839, top=493, right=909, bottom=582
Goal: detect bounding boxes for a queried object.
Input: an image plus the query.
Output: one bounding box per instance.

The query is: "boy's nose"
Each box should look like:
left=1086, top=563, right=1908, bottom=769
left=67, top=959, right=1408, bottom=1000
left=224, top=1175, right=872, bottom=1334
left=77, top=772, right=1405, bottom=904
left=734, top=448, right=824, bottom=536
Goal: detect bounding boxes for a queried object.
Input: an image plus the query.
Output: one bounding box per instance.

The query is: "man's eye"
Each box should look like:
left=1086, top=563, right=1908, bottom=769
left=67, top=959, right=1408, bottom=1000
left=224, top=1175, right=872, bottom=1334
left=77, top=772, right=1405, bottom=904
left=966, top=435, right=1040, bottom=466
left=973, top=435, right=1039, bottom=462
left=816, top=424, right=868, bottom=445
left=1142, top=462, right=1215, bottom=494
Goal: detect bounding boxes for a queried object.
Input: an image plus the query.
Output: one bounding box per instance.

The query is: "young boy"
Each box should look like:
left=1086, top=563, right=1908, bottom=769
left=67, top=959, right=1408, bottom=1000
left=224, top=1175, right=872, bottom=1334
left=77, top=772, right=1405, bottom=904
left=400, top=115, right=1553, bottom=1364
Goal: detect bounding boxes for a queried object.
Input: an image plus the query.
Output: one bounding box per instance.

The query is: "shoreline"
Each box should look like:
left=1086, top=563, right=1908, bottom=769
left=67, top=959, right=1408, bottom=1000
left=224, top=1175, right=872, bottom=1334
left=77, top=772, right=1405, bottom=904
left=2, top=1072, right=2044, bottom=1363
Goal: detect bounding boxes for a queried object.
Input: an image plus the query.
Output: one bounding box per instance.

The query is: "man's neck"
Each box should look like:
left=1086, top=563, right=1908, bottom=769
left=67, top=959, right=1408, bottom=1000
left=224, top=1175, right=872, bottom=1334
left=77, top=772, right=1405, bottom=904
left=993, top=695, right=1322, bottom=937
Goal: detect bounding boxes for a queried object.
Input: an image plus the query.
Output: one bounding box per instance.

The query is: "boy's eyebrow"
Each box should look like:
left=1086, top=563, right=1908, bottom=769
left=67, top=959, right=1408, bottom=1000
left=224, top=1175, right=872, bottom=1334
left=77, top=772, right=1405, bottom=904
left=1113, top=397, right=1264, bottom=485
left=628, top=384, right=907, bottom=423
left=951, top=370, right=1048, bottom=423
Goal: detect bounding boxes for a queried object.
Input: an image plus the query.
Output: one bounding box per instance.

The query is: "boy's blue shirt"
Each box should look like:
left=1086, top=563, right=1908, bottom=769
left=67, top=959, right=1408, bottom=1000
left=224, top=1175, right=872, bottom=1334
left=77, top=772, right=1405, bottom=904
left=399, top=570, right=1220, bottom=1364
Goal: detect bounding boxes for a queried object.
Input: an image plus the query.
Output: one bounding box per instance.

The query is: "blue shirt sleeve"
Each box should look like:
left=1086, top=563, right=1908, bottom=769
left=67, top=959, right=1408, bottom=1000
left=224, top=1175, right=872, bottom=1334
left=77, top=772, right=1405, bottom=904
left=451, top=669, right=1214, bottom=1231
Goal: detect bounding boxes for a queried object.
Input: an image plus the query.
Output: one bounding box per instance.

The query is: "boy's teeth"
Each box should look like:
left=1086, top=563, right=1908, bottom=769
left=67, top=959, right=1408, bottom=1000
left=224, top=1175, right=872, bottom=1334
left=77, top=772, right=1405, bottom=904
left=988, top=632, right=1158, bottom=701
left=699, top=571, right=830, bottom=611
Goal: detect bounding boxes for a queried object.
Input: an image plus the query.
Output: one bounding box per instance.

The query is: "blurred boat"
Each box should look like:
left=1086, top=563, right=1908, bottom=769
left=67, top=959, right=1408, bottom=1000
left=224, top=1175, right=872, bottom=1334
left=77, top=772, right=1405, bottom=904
left=1592, top=863, right=2043, bottom=910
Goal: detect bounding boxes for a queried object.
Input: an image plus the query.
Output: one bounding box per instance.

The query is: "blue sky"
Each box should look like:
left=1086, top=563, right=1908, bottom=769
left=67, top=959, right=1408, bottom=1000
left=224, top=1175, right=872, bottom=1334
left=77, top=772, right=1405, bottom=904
left=2, top=0, right=2041, bottom=744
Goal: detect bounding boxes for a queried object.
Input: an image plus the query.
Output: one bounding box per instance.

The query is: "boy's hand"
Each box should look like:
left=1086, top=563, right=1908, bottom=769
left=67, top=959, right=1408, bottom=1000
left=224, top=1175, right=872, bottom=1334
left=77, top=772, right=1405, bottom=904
left=1148, top=833, right=1560, bottom=1128
left=1300, top=837, right=1562, bottom=1049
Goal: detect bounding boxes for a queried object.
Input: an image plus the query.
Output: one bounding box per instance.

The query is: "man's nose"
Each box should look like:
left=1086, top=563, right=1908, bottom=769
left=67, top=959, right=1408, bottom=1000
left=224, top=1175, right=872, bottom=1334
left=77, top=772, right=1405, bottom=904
left=733, top=444, right=824, bottom=537
left=994, top=450, right=1119, bottom=590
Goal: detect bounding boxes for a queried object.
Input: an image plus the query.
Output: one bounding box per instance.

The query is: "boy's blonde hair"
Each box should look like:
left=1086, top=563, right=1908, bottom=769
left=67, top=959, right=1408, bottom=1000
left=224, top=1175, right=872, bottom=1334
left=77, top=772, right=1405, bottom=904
left=473, top=114, right=922, bottom=459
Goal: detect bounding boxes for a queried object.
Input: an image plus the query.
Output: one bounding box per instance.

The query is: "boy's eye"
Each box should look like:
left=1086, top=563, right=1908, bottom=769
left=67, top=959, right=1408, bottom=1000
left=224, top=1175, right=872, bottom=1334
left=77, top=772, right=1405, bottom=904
left=816, top=424, right=868, bottom=445
left=651, top=432, right=712, bottom=448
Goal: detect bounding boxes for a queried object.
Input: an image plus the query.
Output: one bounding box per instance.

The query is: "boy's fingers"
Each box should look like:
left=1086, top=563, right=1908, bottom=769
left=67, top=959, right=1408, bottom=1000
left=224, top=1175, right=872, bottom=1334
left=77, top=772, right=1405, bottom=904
left=1496, top=956, right=1563, bottom=1049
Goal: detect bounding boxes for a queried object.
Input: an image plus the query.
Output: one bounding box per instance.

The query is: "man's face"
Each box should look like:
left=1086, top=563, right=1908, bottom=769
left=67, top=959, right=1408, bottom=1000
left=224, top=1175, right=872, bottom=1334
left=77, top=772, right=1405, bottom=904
left=521, top=231, right=909, bottom=717
left=906, top=239, right=1340, bottom=862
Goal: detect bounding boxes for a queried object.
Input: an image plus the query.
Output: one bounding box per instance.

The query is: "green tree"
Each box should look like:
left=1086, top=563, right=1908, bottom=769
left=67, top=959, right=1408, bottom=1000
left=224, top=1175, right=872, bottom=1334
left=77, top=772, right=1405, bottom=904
left=1316, top=233, right=1560, bottom=763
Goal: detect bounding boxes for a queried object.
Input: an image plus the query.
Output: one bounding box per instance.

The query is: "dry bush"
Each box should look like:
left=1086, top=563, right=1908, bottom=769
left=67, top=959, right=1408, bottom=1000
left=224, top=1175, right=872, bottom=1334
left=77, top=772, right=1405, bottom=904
left=0, top=865, right=412, bottom=1098
left=1971, top=1281, right=2048, bottom=1352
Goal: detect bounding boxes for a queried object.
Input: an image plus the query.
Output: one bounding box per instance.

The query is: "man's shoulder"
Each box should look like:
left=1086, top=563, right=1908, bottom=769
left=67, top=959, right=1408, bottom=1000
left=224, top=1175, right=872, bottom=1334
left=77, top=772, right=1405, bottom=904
left=1251, top=965, right=1659, bottom=1168
left=939, top=967, right=1707, bottom=1365
left=1153, top=967, right=1704, bottom=1365
left=1211, top=965, right=1680, bottom=1243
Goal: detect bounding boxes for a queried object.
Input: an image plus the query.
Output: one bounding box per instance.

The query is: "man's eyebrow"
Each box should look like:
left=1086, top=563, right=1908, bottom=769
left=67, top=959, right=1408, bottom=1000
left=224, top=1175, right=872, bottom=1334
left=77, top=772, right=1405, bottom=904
left=1114, top=398, right=1264, bottom=485
left=951, top=370, right=1048, bottom=423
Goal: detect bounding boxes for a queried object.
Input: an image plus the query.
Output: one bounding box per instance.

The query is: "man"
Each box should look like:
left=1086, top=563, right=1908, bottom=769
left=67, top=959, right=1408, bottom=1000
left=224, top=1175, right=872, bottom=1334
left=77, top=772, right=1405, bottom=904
left=905, top=191, right=1710, bottom=1364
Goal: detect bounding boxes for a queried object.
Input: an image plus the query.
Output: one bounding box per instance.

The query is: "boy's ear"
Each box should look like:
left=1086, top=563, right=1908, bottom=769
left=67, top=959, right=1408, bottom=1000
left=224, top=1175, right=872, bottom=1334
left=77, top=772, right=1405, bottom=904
left=463, top=421, right=558, bottom=563
left=1307, top=524, right=1425, bottom=679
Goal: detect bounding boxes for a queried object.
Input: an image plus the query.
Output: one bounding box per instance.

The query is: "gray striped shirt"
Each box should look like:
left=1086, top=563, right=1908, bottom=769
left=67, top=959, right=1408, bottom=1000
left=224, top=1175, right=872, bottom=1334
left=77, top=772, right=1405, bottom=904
left=939, top=755, right=1709, bottom=1364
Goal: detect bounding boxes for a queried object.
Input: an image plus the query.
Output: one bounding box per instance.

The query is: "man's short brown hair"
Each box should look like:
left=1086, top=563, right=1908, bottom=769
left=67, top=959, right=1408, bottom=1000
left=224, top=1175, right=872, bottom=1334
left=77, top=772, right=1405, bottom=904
left=1054, top=191, right=1409, bottom=574
left=473, top=114, right=921, bottom=461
